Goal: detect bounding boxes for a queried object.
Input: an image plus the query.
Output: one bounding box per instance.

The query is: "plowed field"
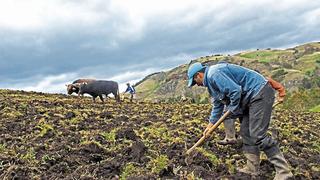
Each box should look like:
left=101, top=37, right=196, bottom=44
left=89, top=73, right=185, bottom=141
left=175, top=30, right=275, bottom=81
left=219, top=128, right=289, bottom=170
left=0, top=90, right=319, bottom=179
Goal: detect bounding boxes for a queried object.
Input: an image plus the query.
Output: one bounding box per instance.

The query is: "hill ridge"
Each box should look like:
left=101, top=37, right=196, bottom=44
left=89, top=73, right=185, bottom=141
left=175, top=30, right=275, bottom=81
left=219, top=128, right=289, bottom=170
left=135, top=42, right=320, bottom=111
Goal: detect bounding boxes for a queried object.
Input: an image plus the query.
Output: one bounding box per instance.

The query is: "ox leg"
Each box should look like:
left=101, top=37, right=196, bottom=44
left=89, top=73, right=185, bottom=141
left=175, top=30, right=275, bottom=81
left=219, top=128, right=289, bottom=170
left=99, top=95, right=104, bottom=103
left=113, top=92, right=120, bottom=103
left=117, top=94, right=120, bottom=102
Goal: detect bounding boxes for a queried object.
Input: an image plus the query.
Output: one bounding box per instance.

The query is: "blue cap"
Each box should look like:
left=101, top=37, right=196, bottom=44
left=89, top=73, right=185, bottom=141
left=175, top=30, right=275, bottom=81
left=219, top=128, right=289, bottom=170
left=187, top=62, right=204, bottom=87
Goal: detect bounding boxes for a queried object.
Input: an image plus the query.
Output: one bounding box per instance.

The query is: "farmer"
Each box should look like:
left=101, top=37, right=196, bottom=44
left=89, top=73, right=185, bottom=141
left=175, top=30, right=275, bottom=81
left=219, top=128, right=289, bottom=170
left=187, top=62, right=293, bottom=179
left=124, top=83, right=136, bottom=102
left=218, top=77, right=286, bottom=145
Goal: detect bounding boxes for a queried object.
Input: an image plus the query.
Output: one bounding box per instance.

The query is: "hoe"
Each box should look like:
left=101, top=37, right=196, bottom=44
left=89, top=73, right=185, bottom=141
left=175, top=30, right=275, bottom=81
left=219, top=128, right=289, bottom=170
left=186, top=101, right=281, bottom=155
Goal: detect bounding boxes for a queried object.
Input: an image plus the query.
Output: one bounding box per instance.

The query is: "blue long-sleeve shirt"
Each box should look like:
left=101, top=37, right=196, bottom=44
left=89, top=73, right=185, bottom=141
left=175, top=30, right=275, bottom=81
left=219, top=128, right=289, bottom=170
left=203, top=62, right=267, bottom=124
left=125, top=85, right=136, bottom=94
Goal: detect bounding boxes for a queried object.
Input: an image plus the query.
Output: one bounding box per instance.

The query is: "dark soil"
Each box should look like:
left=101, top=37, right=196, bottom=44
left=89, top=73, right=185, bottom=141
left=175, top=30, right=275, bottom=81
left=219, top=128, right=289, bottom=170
left=0, top=89, right=319, bottom=179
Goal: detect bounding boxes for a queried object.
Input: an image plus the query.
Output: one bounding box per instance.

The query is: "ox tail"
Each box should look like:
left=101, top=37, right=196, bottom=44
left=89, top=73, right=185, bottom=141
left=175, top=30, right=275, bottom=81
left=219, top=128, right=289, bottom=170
left=117, top=86, right=121, bottom=103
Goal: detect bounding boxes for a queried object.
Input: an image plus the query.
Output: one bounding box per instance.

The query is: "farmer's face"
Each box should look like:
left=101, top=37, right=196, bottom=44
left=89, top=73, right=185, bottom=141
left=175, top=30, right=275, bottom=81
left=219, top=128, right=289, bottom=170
left=193, top=72, right=204, bottom=86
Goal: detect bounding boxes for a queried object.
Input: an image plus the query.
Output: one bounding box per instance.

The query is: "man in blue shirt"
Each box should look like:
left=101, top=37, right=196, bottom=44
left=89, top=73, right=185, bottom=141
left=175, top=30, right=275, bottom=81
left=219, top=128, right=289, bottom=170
left=218, top=77, right=286, bottom=145
left=124, top=83, right=136, bottom=102
left=187, top=62, right=292, bottom=179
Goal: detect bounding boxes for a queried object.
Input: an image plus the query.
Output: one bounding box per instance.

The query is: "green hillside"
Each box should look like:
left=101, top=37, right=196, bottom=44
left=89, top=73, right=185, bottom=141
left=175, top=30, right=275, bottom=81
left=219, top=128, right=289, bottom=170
left=135, top=42, right=320, bottom=111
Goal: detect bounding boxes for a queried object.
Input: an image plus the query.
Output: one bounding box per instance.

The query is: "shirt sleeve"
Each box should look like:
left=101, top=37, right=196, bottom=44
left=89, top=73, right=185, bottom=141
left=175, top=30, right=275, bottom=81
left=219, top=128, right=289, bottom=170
left=131, top=87, right=136, bottom=93
left=209, top=97, right=224, bottom=124
left=214, top=72, right=242, bottom=115
left=207, top=72, right=242, bottom=124
left=124, top=87, right=129, bottom=93
left=267, top=77, right=286, bottom=97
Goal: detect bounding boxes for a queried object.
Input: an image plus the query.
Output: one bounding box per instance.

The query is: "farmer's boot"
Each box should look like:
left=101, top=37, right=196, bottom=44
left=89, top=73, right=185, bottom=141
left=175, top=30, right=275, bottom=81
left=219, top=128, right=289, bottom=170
left=268, top=152, right=293, bottom=180
left=238, top=153, right=260, bottom=176
left=218, top=118, right=237, bottom=145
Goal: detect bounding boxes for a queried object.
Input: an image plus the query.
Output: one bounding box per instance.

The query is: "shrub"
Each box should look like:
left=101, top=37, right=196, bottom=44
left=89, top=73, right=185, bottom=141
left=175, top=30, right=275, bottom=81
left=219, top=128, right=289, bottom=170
left=120, top=163, right=136, bottom=180
left=147, top=155, right=169, bottom=174
left=271, top=68, right=287, bottom=81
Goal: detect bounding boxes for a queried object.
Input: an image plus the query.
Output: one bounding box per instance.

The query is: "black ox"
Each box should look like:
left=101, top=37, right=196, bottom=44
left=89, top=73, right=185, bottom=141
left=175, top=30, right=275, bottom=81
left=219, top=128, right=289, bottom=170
left=77, top=80, right=121, bottom=103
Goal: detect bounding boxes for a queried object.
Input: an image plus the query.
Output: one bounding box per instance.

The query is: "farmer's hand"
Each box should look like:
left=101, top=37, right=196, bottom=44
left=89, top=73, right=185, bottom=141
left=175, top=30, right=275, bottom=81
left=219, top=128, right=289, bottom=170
left=203, top=122, right=214, bottom=138
left=277, top=96, right=285, bottom=103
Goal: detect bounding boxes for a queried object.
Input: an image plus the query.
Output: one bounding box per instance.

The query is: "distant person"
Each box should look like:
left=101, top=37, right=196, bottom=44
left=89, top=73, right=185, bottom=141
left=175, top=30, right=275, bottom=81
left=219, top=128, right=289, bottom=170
left=218, top=77, right=286, bottom=145
left=187, top=62, right=292, bottom=179
left=124, top=83, right=136, bottom=102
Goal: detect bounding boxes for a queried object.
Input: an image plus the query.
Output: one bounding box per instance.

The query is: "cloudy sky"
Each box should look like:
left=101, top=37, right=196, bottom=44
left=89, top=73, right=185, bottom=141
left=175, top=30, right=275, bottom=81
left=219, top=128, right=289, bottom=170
left=1, top=0, right=320, bottom=93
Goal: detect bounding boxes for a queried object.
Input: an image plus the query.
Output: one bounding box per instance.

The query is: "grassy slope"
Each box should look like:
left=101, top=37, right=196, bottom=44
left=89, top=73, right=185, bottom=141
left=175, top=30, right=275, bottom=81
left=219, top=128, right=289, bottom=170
left=135, top=42, right=320, bottom=111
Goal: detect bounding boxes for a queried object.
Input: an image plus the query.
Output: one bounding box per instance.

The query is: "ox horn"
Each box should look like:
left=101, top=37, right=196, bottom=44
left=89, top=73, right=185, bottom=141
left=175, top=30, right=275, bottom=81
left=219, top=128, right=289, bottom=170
left=73, top=83, right=82, bottom=87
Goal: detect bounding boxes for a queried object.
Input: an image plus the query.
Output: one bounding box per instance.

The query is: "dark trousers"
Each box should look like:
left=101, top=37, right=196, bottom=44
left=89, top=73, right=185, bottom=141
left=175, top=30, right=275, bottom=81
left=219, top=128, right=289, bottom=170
left=130, top=94, right=134, bottom=102
left=240, top=83, right=280, bottom=157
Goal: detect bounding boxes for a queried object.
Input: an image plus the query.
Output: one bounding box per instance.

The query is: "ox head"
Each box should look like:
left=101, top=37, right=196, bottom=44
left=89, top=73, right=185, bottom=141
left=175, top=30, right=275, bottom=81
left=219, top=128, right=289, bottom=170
left=66, top=84, right=79, bottom=95
left=66, top=82, right=88, bottom=95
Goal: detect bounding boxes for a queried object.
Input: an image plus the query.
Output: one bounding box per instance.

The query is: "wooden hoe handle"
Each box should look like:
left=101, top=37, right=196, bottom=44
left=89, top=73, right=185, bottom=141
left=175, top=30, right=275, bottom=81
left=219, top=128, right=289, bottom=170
left=186, top=101, right=280, bottom=155
left=272, top=101, right=281, bottom=108
left=186, top=111, right=231, bottom=155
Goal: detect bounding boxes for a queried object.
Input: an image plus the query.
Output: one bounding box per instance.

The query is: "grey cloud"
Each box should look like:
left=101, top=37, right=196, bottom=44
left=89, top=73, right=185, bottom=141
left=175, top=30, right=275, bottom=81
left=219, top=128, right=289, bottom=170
left=1, top=1, right=320, bottom=92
